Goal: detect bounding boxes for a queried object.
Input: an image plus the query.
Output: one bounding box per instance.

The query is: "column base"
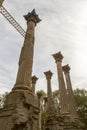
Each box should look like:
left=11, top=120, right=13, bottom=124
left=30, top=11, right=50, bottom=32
left=0, top=86, right=39, bottom=130
left=13, top=83, right=31, bottom=91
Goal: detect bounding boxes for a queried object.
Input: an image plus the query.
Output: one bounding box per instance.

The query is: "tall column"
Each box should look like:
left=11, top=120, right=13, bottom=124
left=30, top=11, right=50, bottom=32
left=44, top=70, right=53, bottom=108
left=13, top=9, right=41, bottom=90
left=37, top=92, right=42, bottom=130
left=31, top=75, right=38, bottom=94
left=52, top=52, right=68, bottom=114
left=43, top=97, right=48, bottom=112
left=0, top=9, right=41, bottom=130
left=62, top=64, right=78, bottom=118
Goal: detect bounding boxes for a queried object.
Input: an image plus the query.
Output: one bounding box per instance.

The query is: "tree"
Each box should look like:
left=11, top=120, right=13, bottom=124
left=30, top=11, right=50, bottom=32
left=0, top=92, right=8, bottom=108
left=0, top=89, right=87, bottom=129
left=36, top=90, right=47, bottom=102
left=74, top=89, right=87, bottom=129
left=53, top=89, right=87, bottom=129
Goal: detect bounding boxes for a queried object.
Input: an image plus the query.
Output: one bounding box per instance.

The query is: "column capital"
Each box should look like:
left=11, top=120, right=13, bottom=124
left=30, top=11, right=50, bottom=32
left=44, top=70, right=53, bottom=79
left=31, top=75, right=38, bottom=84
left=62, top=64, right=70, bottom=73
left=24, top=9, right=41, bottom=25
left=52, top=52, right=63, bottom=63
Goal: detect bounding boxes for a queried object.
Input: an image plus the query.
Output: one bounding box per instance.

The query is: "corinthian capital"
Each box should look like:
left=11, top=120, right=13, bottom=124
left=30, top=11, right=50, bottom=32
left=52, top=51, right=63, bottom=63
left=62, top=64, right=70, bottom=73
left=44, top=70, right=53, bottom=79
left=31, top=75, right=38, bottom=84
left=24, top=9, right=41, bottom=25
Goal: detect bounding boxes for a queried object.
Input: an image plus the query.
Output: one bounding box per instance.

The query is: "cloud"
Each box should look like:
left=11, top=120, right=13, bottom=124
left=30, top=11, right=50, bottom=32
left=0, top=0, right=87, bottom=94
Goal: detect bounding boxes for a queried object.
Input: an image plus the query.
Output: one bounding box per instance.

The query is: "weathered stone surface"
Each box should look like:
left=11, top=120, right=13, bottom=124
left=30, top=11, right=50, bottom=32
left=43, top=70, right=63, bottom=130
left=0, top=8, right=84, bottom=130
left=0, top=90, right=39, bottom=130
left=0, top=9, right=41, bottom=130
left=31, top=75, right=38, bottom=94
left=37, top=92, right=42, bottom=130
left=52, top=52, right=68, bottom=114
left=14, top=9, right=41, bottom=90
left=24, top=9, right=41, bottom=25
left=44, top=70, right=53, bottom=109
left=56, top=63, right=84, bottom=130
left=62, top=64, right=78, bottom=118
left=43, top=97, right=48, bottom=112
left=43, top=114, right=64, bottom=130
left=60, top=113, right=83, bottom=130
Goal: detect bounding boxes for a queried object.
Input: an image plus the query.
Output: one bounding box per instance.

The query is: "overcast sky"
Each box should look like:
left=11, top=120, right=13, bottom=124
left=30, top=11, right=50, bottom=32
left=0, top=0, right=87, bottom=94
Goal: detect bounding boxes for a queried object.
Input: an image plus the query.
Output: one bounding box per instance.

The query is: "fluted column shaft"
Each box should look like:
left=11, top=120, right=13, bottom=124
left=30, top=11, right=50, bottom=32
left=31, top=75, right=38, bottom=94
left=53, top=52, right=68, bottom=113
left=44, top=70, right=53, bottom=108
left=37, top=92, right=42, bottom=130
left=14, top=9, right=41, bottom=90
left=15, top=21, right=35, bottom=89
left=63, top=65, right=78, bottom=118
left=44, top=97, right=48, bottom=112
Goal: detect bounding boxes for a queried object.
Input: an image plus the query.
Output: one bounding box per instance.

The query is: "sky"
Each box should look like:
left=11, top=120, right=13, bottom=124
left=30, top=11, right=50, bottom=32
left=0, top=0, right=87, bottom=94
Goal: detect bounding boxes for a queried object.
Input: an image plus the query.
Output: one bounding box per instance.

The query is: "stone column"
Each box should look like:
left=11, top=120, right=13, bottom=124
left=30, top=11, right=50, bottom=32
left=31, top=75, right=38, bottom=94
left=0, top=9, right=41, bottom=130
left=43, top=97, right=48, bottom=112
left=44, top=70, right=53, bottom=108
left=62, top=64, right=78, bottom=118
left=37, top=92, right=42, bottom=130
left=13, top=9, right=41, bottom=90
left=52, top=52, right=68, bottom=114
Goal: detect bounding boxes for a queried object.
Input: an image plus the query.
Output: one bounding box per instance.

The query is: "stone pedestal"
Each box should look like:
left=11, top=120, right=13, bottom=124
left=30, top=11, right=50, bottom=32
left=63, top=116, right=83, bottom=130
left=0, top=9, right=41, bottom=130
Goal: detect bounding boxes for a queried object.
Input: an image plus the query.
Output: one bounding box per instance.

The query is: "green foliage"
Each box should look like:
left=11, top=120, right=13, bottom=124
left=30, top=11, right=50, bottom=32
left=0, top=92, right=8, bottom=108
left=36, top=90, right=47, bottom=102
left=41, top=112, right=48, bottom=125
left=40, top=88, right=87, bottom=129
left=74, top=89, right=87, bottom=129
left=36, top=90, right=47, bottom=97
left=53, top=90, right=59, bottom=98
left=0, top=89, right=87, bottom=129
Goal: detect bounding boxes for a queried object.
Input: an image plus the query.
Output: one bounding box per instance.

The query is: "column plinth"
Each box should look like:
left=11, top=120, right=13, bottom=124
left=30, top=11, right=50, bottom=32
left=52, top=52, right=68, bottom=114
left=13, top=9, right=41, bottom=91
left=31, top=75, right=38, bottom=94
left=62, top=64, right=78, bottom=118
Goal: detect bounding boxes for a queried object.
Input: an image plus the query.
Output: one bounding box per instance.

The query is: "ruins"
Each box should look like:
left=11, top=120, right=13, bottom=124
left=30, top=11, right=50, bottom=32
left=31, top=76, right=38, bottom=94
left=52, top=52, right=68, bottom=114
left=0, top=8, right=41, bottom=130
left=0, top=0, right=84, bottom=130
